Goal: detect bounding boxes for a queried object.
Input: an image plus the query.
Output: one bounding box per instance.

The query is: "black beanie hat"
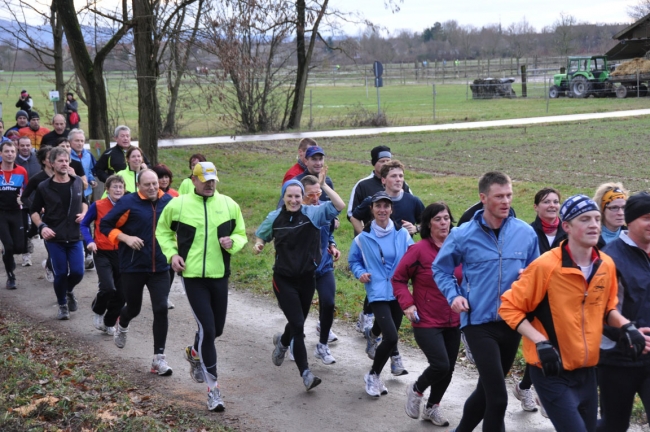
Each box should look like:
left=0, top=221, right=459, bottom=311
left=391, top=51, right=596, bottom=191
left=29, top=111, right=40, bottom=120
left=625, top=192, right=650, bottom=225
left=370, top=145, right=391, bottom=165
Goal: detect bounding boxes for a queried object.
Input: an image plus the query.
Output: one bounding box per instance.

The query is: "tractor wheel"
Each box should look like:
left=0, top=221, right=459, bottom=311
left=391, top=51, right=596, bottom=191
left=549, top=85, right=561, bottom=98
left=616, top=85, right=628, bottom=99
left=571, top=76, right=591, bottom=98
left=640, top=84, right=648, bottom=97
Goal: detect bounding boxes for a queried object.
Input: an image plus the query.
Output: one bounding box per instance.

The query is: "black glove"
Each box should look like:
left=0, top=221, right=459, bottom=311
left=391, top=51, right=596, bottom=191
left=620, top=323, right=646, bottom=361
left=536, top=340, right=562, bottom=377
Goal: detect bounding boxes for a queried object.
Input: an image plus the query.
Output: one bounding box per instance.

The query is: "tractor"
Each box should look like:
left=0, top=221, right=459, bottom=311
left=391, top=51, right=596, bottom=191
left=549, top=56, right=613, bottom=98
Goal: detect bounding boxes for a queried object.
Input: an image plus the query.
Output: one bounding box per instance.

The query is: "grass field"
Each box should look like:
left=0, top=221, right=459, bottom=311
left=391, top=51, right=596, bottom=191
left=2, top=71, right=649, bottom=137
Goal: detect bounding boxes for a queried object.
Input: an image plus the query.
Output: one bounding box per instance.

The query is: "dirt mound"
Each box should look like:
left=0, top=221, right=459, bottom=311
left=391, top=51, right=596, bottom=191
left=611, top=58, right=650, bottom=76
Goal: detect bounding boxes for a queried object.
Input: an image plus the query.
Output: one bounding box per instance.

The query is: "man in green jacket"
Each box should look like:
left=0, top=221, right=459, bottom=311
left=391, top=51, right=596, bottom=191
left=156, top=161, right=247, bottom=412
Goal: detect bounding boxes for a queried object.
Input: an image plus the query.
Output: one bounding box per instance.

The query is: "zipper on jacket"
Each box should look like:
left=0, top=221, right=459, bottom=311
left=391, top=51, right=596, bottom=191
left=479, top=219, right=504, bottom=321
left=581, top=278, right=589, bottom=367
left=202, top=198, right=208, bottom=278
left=151, top=200, right=157, bottom=272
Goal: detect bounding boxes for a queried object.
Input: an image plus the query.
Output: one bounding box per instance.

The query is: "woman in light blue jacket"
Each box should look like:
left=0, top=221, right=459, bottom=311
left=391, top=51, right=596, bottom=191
left=348, top=191, right=414, bottom=398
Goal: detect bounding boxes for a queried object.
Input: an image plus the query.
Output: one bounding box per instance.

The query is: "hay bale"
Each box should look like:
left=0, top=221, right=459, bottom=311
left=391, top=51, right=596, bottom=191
left=611, top=58, right=650, bottom=76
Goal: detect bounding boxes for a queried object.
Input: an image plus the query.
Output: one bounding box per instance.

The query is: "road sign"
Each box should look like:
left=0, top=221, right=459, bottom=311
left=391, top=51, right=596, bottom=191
left=49, top=90, right=60, bottom=102
left=373, top=61, right=383, bottom=78
left=375, top=77, right=383, bottom=88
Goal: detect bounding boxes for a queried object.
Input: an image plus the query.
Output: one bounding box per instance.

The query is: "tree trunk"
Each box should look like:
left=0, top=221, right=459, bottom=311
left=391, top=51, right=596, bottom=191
left=50, top=4, right=65, bottom=114
left=133, top=0, right=162, bottom=164
left=55, top=0, right=129, bottom=146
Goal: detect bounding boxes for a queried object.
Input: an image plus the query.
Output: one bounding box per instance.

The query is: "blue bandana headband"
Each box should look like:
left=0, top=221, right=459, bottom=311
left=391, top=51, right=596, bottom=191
left=281, top=179, right=305, bottom=198
left=560, top=194, right=599, bottom=222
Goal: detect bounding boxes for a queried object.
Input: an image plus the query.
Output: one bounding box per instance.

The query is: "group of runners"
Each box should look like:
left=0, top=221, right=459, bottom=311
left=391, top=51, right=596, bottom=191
left=2, top=121, right=650, bottom=431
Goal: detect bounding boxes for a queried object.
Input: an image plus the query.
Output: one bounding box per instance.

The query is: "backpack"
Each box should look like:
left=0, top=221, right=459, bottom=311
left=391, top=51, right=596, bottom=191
left=69, top=111, right=80, bottom=124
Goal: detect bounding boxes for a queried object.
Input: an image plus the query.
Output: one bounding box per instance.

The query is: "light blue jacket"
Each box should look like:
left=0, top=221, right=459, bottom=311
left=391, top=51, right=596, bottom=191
left=348, top=225, right=414, bottom=303
left=71, top=149, right=96, bottom=197
left=433, top=210, right=539, bottom=328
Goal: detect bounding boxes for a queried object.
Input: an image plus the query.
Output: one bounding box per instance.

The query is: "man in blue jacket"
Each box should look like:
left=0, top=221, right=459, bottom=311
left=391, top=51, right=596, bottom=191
left=599, top=192, right=650, bottom=432
left=100, top=169, right=174, bottom=377
left=433, top=171, right=539, bottom=432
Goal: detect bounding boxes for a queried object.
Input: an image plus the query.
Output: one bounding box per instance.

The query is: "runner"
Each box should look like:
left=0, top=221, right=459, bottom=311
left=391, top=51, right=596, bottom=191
left=80, top=175, right=126, bottom=336
left=348, top=191, right=414, bottom=397
left=178, top=153, right=206, bottom=195
left=254, top=173, right=344, bottom=391
left=30, top=147, right=87, bottom=319
left=593, top=182, right=628, bottom=248
left=513, top=187, right=567, bottom=416
left=157, top=161, right=247, bottom=411
left=499, top=194, right=646, bottom=432
left=0, top=141, right=29, bottom=289
left=598, top=192, right=650, bottom=432
left=433, top=171, right=539, bottom=432
left=300, top=174, right=340, bottom=361
left=99, top=169, right=174, bottom=376
left=393, top=202, right=461, bottom=425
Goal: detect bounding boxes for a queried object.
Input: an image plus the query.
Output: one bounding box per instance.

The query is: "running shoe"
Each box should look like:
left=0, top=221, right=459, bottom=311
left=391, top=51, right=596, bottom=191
left=207, top=385, right=225, bottom=411
left=84, top=253, right=95, bottom=270
left=67, top=292, right=78, bottom=312
left=405, top=383, right=423, bottom=419
left=6, top=273, right=16, bottom=290
left=184, top=345, right=205, bottom=383
left=363, top=313, right=374, bottom=332
left=42, top=259, right=55, bottom=283
left=364, top=327, right=381, bottom=360
left=272, top=332, right=288, bottom=366
left=302, top=369, right=321, bottom=391
left=377, top=375, right=388, bottom=395
left=390, top=354, right=408, bottom=376
left=314, top=343, right=336, bottom=365
left=114, top=323, right=128, bottom=348
left=151, top=354, right=173, bottom=376
left=355, top=312, right=365, bottom=333
left=460, top=331, right=475, bottom=365
left=316, top=321, right=339, bottom=343
left=535, top=393, right=549, bottom=418
left=57, top=304, right=70, bottom=320
left=93, top=313, right=106, bottom=332
left=513, top=379, right=538, bottom=412
left=422, top=404, right=450, bottom=426
left=289, top=338, right=295, bottom=361
left=21, top=254, right=32, bottom=267
left=167, top=298, right=175, bottom=309
left=364, top=372, right=381, bottom=397
left=105, top=326, right=116, bottom=336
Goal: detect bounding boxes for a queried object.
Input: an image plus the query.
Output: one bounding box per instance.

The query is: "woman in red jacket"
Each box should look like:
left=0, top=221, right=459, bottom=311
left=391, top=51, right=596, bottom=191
left=392, top=202, right=462, bottom=426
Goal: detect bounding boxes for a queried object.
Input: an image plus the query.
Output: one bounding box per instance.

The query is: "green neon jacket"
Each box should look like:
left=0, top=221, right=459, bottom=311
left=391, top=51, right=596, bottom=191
left=156, top=190, right=247, bottom=278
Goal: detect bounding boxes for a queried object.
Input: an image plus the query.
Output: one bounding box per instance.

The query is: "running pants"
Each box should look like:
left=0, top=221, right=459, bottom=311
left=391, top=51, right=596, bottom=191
left=272, top=272, right=316, bottom=376
left=369, top=300, right=403, bottom=375
left=455, top=320, right=521, bottom=432
left=45, top=240, right=84, bottom=306
left=183, top=277, right=229, bottom=389
left=91, top=249, right=124, bottom=327
left=315, top=270, right=335, bottom=345
left=118, top=271, right=170, bottom=355
left=0, top=209, right=26, bottom=273
left=597, top=363, right=650, bottom=432
left=413, top=326, right=461, bottom=407
left=531, top=366, right=597, bottom=432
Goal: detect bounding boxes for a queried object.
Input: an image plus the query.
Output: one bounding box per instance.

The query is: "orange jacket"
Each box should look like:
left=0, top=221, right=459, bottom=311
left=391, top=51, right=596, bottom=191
left=499, top=242, right=618, bottom=371
left=18, top=126, right=50, bottom=150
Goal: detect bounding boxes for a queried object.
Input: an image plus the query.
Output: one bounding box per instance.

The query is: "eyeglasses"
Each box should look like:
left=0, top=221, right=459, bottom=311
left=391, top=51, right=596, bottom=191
left=110, top=185, right=125, bottom=190
left=606, top=205, right=625, bottom=212
left=306, top=191, right=322, bottom=198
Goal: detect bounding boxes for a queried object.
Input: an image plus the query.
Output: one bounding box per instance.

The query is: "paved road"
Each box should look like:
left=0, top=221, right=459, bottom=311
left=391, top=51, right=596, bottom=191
left=147, top=108, right=650, bottom=147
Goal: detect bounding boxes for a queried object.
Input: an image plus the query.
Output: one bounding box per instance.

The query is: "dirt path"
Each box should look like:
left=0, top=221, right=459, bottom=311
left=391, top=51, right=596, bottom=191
left=2, top=242, right=645, bottom=432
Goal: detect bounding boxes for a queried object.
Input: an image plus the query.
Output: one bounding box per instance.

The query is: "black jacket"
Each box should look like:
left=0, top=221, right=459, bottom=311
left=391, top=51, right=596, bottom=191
left=530, top=216, right=567, bottom=254
left=95, top=146, right=150, bottom=182
left=30, top=176, right=84, bottom=242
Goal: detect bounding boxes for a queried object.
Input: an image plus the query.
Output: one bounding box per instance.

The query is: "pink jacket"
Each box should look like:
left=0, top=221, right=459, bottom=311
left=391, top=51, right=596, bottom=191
left=392, top=237, right=461, bottom=328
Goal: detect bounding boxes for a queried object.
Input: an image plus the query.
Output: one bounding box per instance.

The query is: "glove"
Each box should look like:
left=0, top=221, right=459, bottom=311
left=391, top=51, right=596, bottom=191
left=536, top=340, right=562, bottom=377
left=620, top=323, right=646, bottom=361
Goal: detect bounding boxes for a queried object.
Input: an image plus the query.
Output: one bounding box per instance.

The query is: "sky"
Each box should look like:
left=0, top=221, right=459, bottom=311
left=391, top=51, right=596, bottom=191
left=330, top=0, right=639, bottom=35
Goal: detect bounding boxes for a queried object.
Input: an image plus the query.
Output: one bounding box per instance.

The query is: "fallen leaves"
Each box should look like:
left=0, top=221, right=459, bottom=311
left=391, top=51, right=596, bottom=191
left=11, top=395, right=59, bottom=417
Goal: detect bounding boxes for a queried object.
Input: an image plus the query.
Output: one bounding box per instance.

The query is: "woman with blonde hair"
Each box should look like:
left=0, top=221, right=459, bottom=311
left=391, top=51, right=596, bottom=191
left=593, top=182, right=628, bottom=247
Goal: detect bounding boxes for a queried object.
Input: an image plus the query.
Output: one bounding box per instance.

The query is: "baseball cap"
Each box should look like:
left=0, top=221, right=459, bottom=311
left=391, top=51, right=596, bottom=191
left=305, top=146, right=325, bottom=158
left=371, top=191, right=393, bottom=204
left=192, top=162, right=219, bottom=182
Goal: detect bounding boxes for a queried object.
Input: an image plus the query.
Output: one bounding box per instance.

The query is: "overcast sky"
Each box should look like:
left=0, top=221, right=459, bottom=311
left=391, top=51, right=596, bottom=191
left=330, top=0, right=638, bottom=35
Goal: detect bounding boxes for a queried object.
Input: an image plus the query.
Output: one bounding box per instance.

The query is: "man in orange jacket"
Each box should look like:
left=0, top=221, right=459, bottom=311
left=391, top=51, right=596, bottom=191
left=499, top=194, right=650, bottom=432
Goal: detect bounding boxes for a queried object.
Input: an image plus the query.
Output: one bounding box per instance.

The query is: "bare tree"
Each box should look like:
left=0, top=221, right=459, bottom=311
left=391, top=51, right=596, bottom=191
left=553, top=12, right=577, bottom=56
left=55, top=0, right=132, bottom=145
left=628, top=0, right=650, bottom=20
left=507, top=17, right=535, bottom=71
left=0, top=0, right=66, bottom=113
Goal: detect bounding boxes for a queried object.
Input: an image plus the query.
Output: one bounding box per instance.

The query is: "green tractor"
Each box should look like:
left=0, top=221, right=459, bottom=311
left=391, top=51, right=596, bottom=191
left=549, top=56, right=613, bottom=98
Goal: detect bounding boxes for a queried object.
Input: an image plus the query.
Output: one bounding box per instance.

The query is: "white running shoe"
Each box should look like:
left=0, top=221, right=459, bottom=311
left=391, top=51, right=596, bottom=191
left=302, top=369, right=321, bottom=391
left=207, top=385, right=225, bottom=411
left=42, top=260, right=54, bottom=283
left=363, top=313, right=374, bottom=333
left=151, top=354, right=173, bottom=376
left=105, top=326, right=116, bottom=336
left=364, top=372, right=381, bottom=397
left=513, top=379, right=538, bottom=412
left=391, top=354, right=408, bottom=376
left=22, top=254, right=32, bottom=267
left=167, top=298, right=175, bottom=309
left=364, top=327, right=381, bottom=360
left=114, top=323, right=128, bottom=348
left=93, top=313, right=106, bottom=332
left=405, top=384, right=423, bottom=419
left=421, top=404, right=450, bottom=426
left=289, top=338, right=295, bottom=361
left=271, top=333, right=288, bottom=366
left=314, top=343, right=336, bottom=365
left=316, top=321, right=339, bottom=343
left=356, top=312, right=365, bottom=333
